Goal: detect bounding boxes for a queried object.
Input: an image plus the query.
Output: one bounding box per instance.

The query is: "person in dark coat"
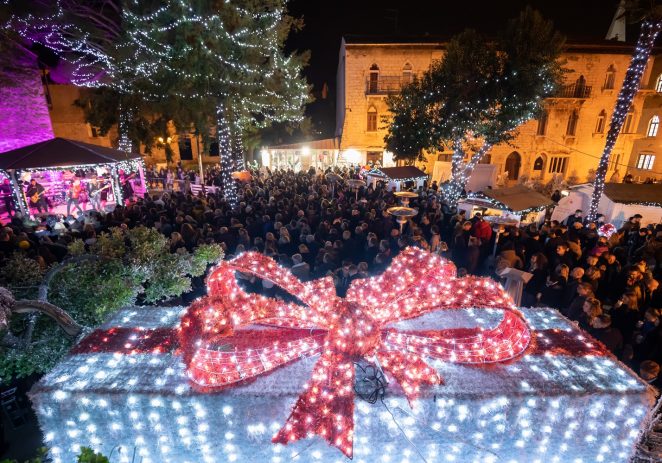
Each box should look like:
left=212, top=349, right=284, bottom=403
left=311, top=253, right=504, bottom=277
left=590, top=314, right=624, bottom=358
left=522, top=252, right=548, bottom=307
left=465, top=236, right=481, bottom=275
left=452, top=221, right=472, bottom=271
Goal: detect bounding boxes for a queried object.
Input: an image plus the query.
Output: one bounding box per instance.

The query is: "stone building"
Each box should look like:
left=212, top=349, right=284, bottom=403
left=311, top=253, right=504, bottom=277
left=1, top=68, right=215, bottom=170
left=335, top=37, right=662, bottom=183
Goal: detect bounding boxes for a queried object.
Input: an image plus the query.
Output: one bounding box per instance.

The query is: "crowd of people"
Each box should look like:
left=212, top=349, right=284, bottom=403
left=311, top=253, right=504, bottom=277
left=1, top=165, right=661, bottom=387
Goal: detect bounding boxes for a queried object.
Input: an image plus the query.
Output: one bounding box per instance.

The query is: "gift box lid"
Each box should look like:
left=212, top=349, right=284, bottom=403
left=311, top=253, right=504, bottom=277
left=31, top=306, right=656, bottom=402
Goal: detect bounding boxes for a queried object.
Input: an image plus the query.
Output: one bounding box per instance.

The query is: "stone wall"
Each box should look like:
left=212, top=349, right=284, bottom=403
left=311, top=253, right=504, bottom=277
left=0, top=68, right=54, bottom=153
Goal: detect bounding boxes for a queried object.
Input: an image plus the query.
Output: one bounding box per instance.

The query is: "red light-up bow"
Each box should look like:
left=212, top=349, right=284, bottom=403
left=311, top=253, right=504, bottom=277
left=179, top=247, right=530, bottom=458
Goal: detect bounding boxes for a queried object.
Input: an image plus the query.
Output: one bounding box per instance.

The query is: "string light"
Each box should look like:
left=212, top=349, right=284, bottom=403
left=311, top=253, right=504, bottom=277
left=180, top=247, right=531, bottom=457
left=588, top=20, right=662, bottom=221
left=6, top=0, right=310, bottom=206
left=465, top=192, right=549, bottom=215
left=32, top=267, right=654, bottom=462
left=0, top=158, right=144, bottom=214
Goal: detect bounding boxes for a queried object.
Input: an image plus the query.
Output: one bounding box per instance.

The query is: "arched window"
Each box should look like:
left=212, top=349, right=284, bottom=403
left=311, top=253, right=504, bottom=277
left=574, top=75, right=587, bottom=97
left=533, top=156, right=545, bottom=171
left=655, top=73, right=662, bottom=92
left=566, top=110, right=579, bottom=136
left=647, top=115, right=659, bottom=137
left=367, top=106, right=378, bottom=132
left=368, top=64, right=379, bottom=93
left=402, top=63, right=413, bottom=84
left=595, top=110, right=607, bottom=133
left=603, top=65, right=616, bottom=90
left=537, top=110, right=548, bottom=136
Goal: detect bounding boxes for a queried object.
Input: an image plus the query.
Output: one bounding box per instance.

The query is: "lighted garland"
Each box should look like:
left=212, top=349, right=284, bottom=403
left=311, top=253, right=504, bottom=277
left=367, top=168, right=428, bottom=183
left=465, top=192, right=549, bottom=215
left=588, top=20, right=662, bottom=222
left=0, top=158, right=144, bottom=215
left=179, top=247, right=531, bottom=457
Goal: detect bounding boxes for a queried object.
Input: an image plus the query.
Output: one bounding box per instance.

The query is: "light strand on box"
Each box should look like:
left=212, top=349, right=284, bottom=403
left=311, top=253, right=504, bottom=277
left=179, top=247, right=531, bottom=457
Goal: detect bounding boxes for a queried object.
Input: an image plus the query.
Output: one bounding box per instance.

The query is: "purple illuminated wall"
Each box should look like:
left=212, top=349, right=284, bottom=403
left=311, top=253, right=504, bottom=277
left=0, top=68, right=54, bottom=153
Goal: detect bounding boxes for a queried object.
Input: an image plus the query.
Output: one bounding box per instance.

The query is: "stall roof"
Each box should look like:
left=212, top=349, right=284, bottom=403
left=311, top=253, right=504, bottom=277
left=603, top=183, right=662, bottom=206
left=477, top=185, right=555, bottom=212
left=0, top=137, right=142, bottom=170
left=368, top=166, right=427, bottom=180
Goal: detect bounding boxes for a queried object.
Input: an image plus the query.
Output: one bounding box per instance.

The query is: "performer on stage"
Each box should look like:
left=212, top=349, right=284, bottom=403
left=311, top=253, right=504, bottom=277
left=66, top=178, right=85, bottom=217
left=119, top=171, right=135, bottom=205
left=87, top=177, right=110, bottom=212
left=0, top=178, right=14, bottom=217
left=26, top=178, right=48, bottom=215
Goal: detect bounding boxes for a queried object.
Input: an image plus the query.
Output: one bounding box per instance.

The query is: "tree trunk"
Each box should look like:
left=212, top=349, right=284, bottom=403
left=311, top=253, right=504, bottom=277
left=216, top=101, right=238, bottom=208
left=588, top=20, right=662, bottom=221
left=117, top=98, right=133, bottom=153
left=14, top=300, right=83, bottom=340
left=231, top=121, right=245, bottom=171
left=21, top=255, right=98, bottom=345
left=446, top=139, right=466, bottom=207
left=446, top=140, right=492, bottom=208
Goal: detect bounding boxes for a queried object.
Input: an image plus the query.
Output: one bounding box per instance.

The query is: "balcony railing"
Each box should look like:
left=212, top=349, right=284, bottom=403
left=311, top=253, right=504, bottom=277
left=365, top=75, right=413, bottom=95
left=554, top=83, right=592, bottom=99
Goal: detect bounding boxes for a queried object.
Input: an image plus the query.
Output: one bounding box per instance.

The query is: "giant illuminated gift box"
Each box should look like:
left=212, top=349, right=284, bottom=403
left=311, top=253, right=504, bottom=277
left=30, top=248, right=656, bottom=463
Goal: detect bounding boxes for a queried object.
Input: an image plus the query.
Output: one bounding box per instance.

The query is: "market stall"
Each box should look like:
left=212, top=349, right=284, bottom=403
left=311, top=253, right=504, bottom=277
left=0, top=137, right=145, bottom=217
left=365, top=166, right=427, bottom=192
left=459, top=185, right=555, bottom=226
left=551, top=183, right=662, bottom=228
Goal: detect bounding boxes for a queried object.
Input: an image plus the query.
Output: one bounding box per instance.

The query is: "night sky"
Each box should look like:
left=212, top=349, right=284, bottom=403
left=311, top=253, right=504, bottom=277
left=285, top=0, right=622, bottom=138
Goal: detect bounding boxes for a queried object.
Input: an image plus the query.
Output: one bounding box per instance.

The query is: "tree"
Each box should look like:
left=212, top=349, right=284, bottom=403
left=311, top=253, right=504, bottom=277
left=384, top=7, right=564, bottom=206
left=4, top=1, right=310, bottom=205
left=0, top=227, right=222, bottom=383
left=587, top=1, right=662, bottom=221
left=121, top=1, right=310, bottom=206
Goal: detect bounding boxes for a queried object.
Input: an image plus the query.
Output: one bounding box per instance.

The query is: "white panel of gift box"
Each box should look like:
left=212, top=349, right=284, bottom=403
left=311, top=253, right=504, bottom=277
left=30, top=306, right=656, bottom=463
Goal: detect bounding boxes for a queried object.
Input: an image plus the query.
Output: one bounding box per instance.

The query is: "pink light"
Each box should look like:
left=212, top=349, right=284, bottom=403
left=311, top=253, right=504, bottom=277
left=0, top=68, right=54, bottom=153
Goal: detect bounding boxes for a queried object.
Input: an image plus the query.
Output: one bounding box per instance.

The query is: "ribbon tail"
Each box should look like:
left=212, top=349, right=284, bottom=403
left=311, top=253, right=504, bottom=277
left=376, top=348, right=441, bottom=408
left=272, top=352, right=356, bottom=458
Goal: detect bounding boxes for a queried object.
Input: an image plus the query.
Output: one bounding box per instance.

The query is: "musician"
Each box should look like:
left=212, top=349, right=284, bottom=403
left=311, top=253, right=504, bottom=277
left=26, top=179, right=48, bottom=214
left=120, top=171, right=135, bottom=205
left=0, top=178, right=14, bottom=217
left=87, top=177, right=107, bottom=212
left=66, top=178, right=85, bottom=217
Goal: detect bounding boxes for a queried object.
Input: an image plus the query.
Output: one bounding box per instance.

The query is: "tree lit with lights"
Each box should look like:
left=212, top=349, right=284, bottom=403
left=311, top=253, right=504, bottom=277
left=385, top=7, right=564, bottom=206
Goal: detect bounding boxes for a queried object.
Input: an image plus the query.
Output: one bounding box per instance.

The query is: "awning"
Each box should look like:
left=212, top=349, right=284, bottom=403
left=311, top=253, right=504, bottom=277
left=603, top=183, right=662, bottom=207
left=0, top=137, right=142, bottom=170
left=469, top=185, right=555, bottom=213
left=368, top=166, right=427, bottom=181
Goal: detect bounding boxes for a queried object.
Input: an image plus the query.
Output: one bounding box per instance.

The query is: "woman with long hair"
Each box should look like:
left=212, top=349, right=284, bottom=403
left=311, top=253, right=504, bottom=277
left=522, top=252, right=549, bottom=307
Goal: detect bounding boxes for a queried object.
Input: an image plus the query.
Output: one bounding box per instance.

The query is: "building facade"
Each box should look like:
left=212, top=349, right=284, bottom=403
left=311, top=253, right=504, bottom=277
left=1, top=69, right=216, bottom=170
left=335, top=36, right=662, bottom=183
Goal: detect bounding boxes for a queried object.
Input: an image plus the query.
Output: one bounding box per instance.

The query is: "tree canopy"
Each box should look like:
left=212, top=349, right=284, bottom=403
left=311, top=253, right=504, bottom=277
left=384, top=7, right=565, bottom=204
